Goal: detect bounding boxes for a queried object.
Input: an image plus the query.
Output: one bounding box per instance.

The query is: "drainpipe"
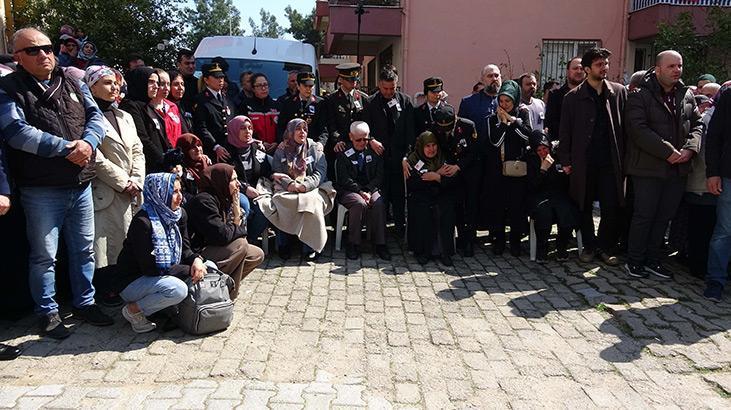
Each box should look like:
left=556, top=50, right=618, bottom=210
left=619, top=0, right=630, bottom=83
left=401, top=0, right=409, bottom=93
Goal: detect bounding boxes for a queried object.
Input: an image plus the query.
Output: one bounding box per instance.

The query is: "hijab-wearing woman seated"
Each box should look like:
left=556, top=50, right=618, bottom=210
left=186, top=164, right=264, bottom=299
left=86, top=65, right=145, bottom=269
left=406, top=131, right=459, bottom=266
left=526, top=130, right=578, bottom=263
left=226, top=116, right=272, bottom=244
left=257, top=118, right=335, bottom=261
left=114, top=173, right=206, bottom=333
left=175, top=133, right=211, bottom=202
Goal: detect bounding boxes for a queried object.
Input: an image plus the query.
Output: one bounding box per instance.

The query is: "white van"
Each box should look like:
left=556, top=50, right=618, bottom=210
left=194, top=36, right=318, bottom=99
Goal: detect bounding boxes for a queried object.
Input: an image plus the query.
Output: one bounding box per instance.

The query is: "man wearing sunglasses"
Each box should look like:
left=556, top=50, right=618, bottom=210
left=0, top=28, right=112, bottom=339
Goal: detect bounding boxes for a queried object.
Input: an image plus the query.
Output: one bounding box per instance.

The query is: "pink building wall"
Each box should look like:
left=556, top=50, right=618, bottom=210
left=399, top=0, right=629, bottom=99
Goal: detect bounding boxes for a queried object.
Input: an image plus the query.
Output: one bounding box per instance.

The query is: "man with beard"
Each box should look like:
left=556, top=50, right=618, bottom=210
left=624, top=50, right=702, bottom=279
left=559, top=47, right=627, bottom=266
left=518, top=73, right=545, bottom=131
left=545, top=57, right=585, bottom=141
left=458, top=64, right=501, bottom=135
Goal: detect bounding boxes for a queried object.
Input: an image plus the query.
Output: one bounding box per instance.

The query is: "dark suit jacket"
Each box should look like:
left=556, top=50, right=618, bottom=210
left=276, top=94, right=328, bottom=146
left=120, top=99, right=171, bottom=172
left=193, top=89, right=233, bottom=155
left=334, top=144, right=383, bottom=194
left=362, top=91, right=415, bottom=172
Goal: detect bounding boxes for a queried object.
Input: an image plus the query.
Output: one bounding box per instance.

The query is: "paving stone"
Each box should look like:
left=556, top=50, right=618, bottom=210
left=394, top=383, right=420, bottom=404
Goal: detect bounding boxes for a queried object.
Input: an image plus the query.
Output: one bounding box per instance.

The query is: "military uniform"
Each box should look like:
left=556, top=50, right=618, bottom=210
left=430, top=105, right=481, bottom=256
left=192, top=63, right=233, bottom=156
left=324, top=63, right=369, bottom=178
left=276, top=72, right=328, bottom=146
left=414, top=77, right=445, bottom=137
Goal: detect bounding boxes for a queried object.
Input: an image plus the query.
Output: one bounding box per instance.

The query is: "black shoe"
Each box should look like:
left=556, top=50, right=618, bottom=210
left=375, top=245, right=391, bottom=261
left=0, top=343, right=20, bottom=361
left=416, top=254, right=429, bottom=265
left=440, top=255, right=453, bottom=266
left=463, top=241, right=474, bottom=257
left=492, top=242, right=505, bottom=256
left=73, top=304, right=114, bottom=326
left=704, top=281, right=724, bottom=303
left=97, top=293, right=124, bottom=308
left=278, top=245, right=291, bottom=260
left=304, top=251, right=319, bottom=262
left=535, top=251, right=548, bottom=264
left=346, top=244, right=360, bottom=260
left=41, top=313, right=70, bottom=340
left=555, top=248, right=569, bottom=262
left=624, top=263, right=649, bottom=279
left=645, top=264, right=673, bottom=280
left=510, top=245, right=521, bottom=257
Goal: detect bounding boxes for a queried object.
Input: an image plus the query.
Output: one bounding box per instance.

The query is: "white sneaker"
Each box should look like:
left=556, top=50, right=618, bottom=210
left=122, top=305, right=157, bottom=333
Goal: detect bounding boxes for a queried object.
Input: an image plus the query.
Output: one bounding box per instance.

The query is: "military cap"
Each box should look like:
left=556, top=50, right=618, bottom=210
left=297, top=71, right=316, bottom=86
left=432, top=104, right=456, bottom=128
left=210, top=56, right=230, bottom=72
left=336, top=63, right=361, bottom=81
left=424, top=77, right=444, bottom=93
left=202, top=63, right=225, bottom=78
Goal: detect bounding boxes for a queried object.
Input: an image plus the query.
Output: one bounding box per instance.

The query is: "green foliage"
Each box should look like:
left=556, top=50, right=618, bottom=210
left=183, top=0, right=244, bottom=50
left=248, top=9, right=285, bottom=39
left=285, top=6, right=322, bottom=48
left=15, top=0, right=183, bottom=69
left=653, top=8, right=730, bottom=85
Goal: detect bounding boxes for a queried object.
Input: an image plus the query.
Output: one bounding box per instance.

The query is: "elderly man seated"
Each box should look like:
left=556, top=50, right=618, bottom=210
left=334, top=121, right=390, bottom=260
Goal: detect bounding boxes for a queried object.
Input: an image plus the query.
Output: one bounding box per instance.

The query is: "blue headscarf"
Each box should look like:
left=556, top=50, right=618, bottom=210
left=142, top=173, right=182, bottom=272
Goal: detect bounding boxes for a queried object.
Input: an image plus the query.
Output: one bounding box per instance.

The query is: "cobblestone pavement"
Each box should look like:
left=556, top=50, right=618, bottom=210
left=1, top=235, right=730, bottom=409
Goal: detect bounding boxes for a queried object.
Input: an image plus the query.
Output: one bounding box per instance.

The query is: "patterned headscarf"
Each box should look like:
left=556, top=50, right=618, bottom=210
left=176, top=133, right=207, bottom=181
left=276, top=118, right=308, bottom=180
left=84, top=65, right=116, bottom=89
left=141, top=173, right=182, bottom=272
left=227, top=115, right=254, bottom=149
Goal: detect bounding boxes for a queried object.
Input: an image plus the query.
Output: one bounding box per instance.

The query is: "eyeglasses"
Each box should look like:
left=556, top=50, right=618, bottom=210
left=16, top=45, right=54, bottom=56
left=352, top=138, right=371, bottom=142
left=253, top=83, right=269, bottom=88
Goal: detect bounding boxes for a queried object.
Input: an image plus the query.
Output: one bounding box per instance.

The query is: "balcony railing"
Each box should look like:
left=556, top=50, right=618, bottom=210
left=329, top=0, right=401, bottom=6
left=630, top=0, right=731, bottom=12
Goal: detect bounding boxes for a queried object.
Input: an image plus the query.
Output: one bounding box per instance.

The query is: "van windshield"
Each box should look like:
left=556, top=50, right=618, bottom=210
left=196, top=58, right=312, bottom=101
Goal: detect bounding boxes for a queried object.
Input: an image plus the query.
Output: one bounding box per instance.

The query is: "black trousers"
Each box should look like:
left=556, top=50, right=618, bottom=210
left=492, top=177, right=528, bottom=247
left=383, top=168, right=405, bottom=230
left=686, top=200, right=717, bottom=278
left=581, top=167, right=621, bottom=253
left=455, top=166, right=482, bottom=243
left=627, top=175, right=686, bottom=266
left=408, top=195, right=456, bottom=257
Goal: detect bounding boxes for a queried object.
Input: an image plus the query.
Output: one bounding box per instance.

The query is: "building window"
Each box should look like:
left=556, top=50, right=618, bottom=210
left=540, top=40, right=599, bottom=84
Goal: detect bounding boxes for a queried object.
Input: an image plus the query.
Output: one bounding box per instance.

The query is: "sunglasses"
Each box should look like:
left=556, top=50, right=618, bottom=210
left=16, top=45, right=54, bottom=56
left=353, top=138, right=371, bottom=142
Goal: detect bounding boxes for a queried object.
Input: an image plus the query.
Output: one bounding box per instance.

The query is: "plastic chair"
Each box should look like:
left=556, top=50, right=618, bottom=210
left=335, top=204, right=348, bottom=251
left=529, top=218, right=583, bottom=261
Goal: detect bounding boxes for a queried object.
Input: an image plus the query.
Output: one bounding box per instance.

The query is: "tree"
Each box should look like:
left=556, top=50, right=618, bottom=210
left=248, top=9, right=285, bottom=39
left=183, top=0, right=244, bottom=50
left=285, top=6, right=322, bottom=49
left=653, top=8, right=730, bottom=85
left=15, top=0, right=183, bottom=69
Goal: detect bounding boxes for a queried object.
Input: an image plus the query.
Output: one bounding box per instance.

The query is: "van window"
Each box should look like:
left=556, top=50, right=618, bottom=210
left=196, top=58, right=312, bottom=100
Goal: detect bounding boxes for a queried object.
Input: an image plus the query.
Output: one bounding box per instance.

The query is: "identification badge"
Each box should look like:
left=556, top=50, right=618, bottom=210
left=459, top=138, right=466, bottom=147
left=351, top=160, right=359, bottom=165
left=308, top=105, right=316, bottom=114
left=396, top=103, right=402, bottom=112
left=345, top=148, right=356, bottom=157
left=243, top=160, right=252, bottom=170
left=255, top=151, right=266, bottom=163
left=414, top=160, right=424, bottom=171
left=280, top=157, right=287, bottom=163
left=387, top=98, right=398, bottom=108
left=69, top=92, right=79, bottom=103
left=366, top=155, right=373, bottom=163
left=354, top=100, right=362, bottom=109
left=305, top=155, right=314, bottom=164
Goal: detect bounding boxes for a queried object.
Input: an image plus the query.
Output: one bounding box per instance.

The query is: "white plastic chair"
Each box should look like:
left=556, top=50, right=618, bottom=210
left=529, top=218, right=583, bottom=261
left=335, top=203, right=348, bottom=251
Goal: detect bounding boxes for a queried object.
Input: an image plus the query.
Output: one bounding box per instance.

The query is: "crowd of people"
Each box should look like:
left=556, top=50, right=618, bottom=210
left=0, top=25, right=729, bottom=361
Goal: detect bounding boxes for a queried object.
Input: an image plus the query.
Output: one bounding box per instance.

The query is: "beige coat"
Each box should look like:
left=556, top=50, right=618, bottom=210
left=93, top=107, right=145, bottom=268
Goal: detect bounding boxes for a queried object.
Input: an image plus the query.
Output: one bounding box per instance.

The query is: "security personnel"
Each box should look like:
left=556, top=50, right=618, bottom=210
left=276, top=71, right=328, bottom=147
left=326, top=63, right=369, bottom=178
left=414, top=77, right=445, bottom=136
left=432, top=105, right=481, bottom=257
left=193, top=62, right=234, bottom=162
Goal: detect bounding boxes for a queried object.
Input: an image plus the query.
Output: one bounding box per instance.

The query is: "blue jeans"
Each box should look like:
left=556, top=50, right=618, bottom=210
left=239, top=193, right=269, bottom=240
left=707, top=177, right=731, bottom=286
left=20, top=184, right=96, bottom=315
left=120, top=275, right=188, bottom=316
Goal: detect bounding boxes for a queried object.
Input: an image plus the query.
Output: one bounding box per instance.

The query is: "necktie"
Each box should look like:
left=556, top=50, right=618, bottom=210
left=216, top=93, right=223, bottom=104
left=357, top=152, right=365, bottom=171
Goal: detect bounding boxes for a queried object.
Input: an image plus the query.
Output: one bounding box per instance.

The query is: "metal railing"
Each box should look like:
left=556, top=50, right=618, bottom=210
left=329, top=0, right=401, bottom=7
left=631, top=0, right=731, bottom=12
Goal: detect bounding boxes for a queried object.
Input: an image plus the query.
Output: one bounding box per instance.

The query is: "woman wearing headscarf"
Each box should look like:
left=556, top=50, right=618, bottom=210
left=186, top=164, right=264, bottom=299
left=168, top=70, right=193, bottom=132
left=259, top=118, right=335, bottom=261
left=114, top=173, right=206, bottom=333
left=86, top=65, right=146, bottom=269
left=175, top=133, right=211, bottom=201
left=78, top=41, right=97, bottom=65
left=150, top=69, right=187, bottom=148
left=226, top=115, right=272, bottom=244
left=406, top=131, right=459, bottom=266
left=480, top=80, right=532, bottom=257
left=120, top=67, right=171, bottom=172
left=526, top=130, right=578, bottom=263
